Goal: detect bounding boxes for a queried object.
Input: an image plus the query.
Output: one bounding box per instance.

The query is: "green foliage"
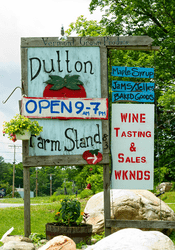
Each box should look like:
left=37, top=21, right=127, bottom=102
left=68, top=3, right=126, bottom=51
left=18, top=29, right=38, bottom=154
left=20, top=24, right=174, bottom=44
left=80, top=189, right=93, bottom=199
left=3, top=114, right=43, bottom=141
left=29, top=233, right=46, bottom=247
left=55, top=198, right=81, bottom=226
left=66, top=15, right=108, bottom=37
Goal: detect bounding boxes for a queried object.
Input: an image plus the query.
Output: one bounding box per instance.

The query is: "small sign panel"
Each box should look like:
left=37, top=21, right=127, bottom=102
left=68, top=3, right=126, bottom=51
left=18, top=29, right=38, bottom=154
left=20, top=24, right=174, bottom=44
left=111, top=104, right=154, bottom=190
left=112, top=81, right=155, bottom=92
left=22, top=97, right=108, bottom=120
left=111, top=66, right=154, bottom=78
left=112, top=91, right=155, bottom=103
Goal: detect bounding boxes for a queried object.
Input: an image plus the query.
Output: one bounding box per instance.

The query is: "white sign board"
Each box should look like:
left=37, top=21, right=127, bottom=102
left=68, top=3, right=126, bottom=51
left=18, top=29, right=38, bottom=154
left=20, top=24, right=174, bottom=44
left=111, top=104, right=154, bottom=189
left=21, top=97, right=108, bottom=120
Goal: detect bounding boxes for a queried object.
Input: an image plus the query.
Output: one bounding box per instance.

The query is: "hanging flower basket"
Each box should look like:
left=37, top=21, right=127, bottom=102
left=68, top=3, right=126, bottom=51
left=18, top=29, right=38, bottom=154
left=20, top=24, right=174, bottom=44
left=16, top=130, right=31, bottom=140
left=2, top=114, right=43, bottom=142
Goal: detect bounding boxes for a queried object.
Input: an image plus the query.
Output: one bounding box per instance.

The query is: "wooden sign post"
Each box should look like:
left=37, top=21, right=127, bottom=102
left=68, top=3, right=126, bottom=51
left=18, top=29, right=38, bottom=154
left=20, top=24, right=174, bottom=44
left=21, top=36, right=159, bottom=237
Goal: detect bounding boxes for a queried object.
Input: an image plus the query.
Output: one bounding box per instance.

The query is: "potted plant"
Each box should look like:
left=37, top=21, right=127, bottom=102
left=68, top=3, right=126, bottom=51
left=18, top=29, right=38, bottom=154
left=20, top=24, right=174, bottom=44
left=2, top=114, right=43, bottom=142
left=46, top=197, right=92, bottom=244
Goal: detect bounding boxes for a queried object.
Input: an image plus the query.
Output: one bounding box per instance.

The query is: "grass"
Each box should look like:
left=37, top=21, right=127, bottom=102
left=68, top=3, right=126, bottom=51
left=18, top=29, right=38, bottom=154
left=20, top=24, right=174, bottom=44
left=1, top=193, right=175, bottom=246
left=0, top=195, right=89, bottom=241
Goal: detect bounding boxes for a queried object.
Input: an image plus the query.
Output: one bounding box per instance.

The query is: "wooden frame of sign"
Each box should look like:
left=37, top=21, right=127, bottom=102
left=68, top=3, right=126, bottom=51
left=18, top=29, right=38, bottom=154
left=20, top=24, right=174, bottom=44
left=21, top=36, right=163, bottom=237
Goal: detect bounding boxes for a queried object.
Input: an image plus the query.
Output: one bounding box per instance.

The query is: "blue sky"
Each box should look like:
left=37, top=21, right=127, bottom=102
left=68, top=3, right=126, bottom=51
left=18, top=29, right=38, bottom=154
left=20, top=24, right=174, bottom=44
left=0, top=0, right=103, bottom=163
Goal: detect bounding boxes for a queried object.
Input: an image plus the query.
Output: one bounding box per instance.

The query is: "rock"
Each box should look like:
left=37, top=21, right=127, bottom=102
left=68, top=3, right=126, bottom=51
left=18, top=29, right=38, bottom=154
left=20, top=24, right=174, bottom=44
left=2, top=235, right=32, bottom=244
left=156, top=182, right=172, bottom=192
left=2, top=241, right=35, bottom=250
left=84, top=189, right=175, bottom=234
left=86, top=228, right=175, bottom=250
left=38, top=235, right=76, bottom=250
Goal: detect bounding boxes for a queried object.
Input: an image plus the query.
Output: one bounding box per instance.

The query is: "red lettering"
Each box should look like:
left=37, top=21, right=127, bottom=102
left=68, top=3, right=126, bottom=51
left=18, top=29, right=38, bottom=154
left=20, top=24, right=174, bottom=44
left=127, top=131, right=132, bottom=137
left=137, top=171, right=143, bottom=180
left=122, top=170, right=128, bottom=180
left=132, top=113, right=138, bottom=123
left=118, top=153, right=124, bottom=163
left=129, top=171, right=136, bottom=180
left=121, top=131, right=126, bottom=137
left=146, top=131, right=151, bottom=137
left=131, top=157, right=136, bottom=163
left=140, top=113, right=146, bottom=123
left=141, top=157, right=146, bottom=163
left=125, top=157, right=131, bottom=163
left=136, top=157, right=140, bottom=163
left=114, top=127, right=120, bottom=137
left=144, top=171, right=150, bottom=180
left=120, top=113, right=146, bottom=123
left=115, top=170, right=121, bottom=180
left=121, top=113, right=127, bottom=122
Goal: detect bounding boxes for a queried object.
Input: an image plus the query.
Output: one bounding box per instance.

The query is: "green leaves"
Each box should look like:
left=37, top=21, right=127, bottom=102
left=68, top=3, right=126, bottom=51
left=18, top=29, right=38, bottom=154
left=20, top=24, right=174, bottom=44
left=44, top=75, right=84, bottom=90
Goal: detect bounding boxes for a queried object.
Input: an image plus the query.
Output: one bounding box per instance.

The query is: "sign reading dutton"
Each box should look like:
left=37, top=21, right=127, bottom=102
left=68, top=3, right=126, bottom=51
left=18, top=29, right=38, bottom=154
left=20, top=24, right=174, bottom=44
left=111, top=104, right=154, bottom=189
left=21, top=44, right=109, bottom=163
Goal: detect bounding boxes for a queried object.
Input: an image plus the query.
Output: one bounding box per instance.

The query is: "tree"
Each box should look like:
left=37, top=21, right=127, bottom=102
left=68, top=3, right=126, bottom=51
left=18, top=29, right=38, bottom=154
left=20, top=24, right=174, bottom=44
left=66, top=0, right=175, bottom=185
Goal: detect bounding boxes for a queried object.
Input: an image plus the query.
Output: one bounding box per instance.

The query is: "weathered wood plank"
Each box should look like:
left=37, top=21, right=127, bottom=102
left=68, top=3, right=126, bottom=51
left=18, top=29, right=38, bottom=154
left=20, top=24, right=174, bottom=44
left=103, top=165, right=111, bottom=236
left=108, top=46, right=160, bottom=51
left=21, top=36, right=154, bottom=48
left=106, top=219, right=175, bottom=229
left=23, top=153, right=110, bottom=167
left=23, top=167, right=31, bottom=237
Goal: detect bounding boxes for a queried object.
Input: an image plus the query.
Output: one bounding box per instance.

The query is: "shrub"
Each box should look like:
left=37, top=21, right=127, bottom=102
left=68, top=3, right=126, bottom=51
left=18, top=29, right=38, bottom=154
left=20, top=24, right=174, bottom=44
left=80, top=189, right=93, bottom=199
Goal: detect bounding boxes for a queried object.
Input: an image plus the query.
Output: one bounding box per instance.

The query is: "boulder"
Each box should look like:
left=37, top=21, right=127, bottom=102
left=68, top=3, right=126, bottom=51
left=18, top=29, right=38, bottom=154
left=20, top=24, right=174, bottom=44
left=86, top=228, right=175, bottom=250
left=2, top=241, right=35, bottom=250
left=38, top=235, right=76, bottom=250
left=156, top=182, right=172, bottom=192
left=84, top=189, right=175, bottom=234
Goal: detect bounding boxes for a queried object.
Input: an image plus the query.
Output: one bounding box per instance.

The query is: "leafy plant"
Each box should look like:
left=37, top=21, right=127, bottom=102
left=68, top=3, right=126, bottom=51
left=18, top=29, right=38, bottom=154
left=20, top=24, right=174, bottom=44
left=80, top=189, right=93, bottom=199
left=3, top=114, right=43, bottom=142
left=54, top=198, right=81, bottom=226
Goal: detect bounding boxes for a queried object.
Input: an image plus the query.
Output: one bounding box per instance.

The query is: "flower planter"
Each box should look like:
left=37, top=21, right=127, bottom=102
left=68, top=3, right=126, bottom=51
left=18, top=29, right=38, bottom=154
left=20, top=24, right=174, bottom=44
left=46, top=223, right=92, bottom=244
left=16, top=130, right=31, bottom=140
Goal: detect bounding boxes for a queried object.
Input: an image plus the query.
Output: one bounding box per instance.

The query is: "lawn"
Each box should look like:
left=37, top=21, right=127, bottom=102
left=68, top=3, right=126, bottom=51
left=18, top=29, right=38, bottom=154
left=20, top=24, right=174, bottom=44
left=0, top=193, right=175, bottom=246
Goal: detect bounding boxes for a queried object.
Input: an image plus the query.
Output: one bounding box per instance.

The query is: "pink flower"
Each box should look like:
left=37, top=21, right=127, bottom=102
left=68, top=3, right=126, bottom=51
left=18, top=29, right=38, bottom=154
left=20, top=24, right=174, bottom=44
left=10, top=133, right=14, bottom=137
left=12, top=135, right=17, bottom=142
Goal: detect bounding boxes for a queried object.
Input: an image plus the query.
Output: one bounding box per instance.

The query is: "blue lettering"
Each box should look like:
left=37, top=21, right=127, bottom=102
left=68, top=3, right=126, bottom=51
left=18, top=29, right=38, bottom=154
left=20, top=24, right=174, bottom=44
left=39, top=100, right=50, bottom=114
left=50, top=100, right=60, bottom=114
left=61, top=101, right=72, bottom=113
left=25, top=100, right=37, bottom=114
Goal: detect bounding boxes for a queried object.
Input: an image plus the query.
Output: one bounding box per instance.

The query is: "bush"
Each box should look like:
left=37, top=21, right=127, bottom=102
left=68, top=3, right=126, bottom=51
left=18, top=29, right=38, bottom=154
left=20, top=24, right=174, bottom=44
left=80, top=189, right=93, bottom=199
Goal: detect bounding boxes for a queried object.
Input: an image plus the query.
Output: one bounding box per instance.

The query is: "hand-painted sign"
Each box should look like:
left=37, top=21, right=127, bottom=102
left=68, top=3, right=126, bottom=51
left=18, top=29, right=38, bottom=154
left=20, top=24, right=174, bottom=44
left=112, top=91, right=155, bottom=102
left=23, top=46, right=108, bottom=159
left=22, top=97, right=108, bottom=120
left=83, top=149, right=103, bottom=164
left=111, top=104, right=154, bottom=189
left=111, top=66, right=154, bottom=78
left=112, top=81, right=155, bottom=92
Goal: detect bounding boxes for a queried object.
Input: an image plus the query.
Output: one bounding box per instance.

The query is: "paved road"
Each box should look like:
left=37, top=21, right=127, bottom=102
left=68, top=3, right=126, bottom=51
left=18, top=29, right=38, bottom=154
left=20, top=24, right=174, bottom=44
left=0, top=203, right=24, bottom=208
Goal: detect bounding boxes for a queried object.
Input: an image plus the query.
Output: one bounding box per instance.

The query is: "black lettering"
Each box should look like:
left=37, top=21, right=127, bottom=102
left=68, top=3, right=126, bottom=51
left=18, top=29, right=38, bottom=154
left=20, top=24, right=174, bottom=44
left=65, top=50, right=72, bottom=73
left=64, top=128, right=75, bottom=151
left=30, top=57, right=41, bottom=81
left=94, top=124, right=102, bottom=144
left=51, top=140, right=61, bottom=151
left=43, top=59, right=55, bottom=74
left=75, top=61, right=82, bottom=72
left=84, top=61, right=94, bottom=74
left=57, top=51, right=63, bottom=72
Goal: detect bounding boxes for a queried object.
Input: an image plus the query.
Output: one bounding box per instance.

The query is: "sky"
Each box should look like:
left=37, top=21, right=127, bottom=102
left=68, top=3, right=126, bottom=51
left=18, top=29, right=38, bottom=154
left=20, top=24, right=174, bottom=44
left=0, top=0, right=103, bottom=164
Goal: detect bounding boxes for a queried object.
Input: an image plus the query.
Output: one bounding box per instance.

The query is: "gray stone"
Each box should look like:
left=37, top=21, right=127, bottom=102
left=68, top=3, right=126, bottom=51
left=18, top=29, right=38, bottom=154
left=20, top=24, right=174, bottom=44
left=157, top=182, right=172, bottom=192
left=38, top=235, right=76, bottom=250
left=2, top=241, right=35, bottom=250
left=84, top=189, right=175, bottom=234
left=86, top=228, right=175, bottom=250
